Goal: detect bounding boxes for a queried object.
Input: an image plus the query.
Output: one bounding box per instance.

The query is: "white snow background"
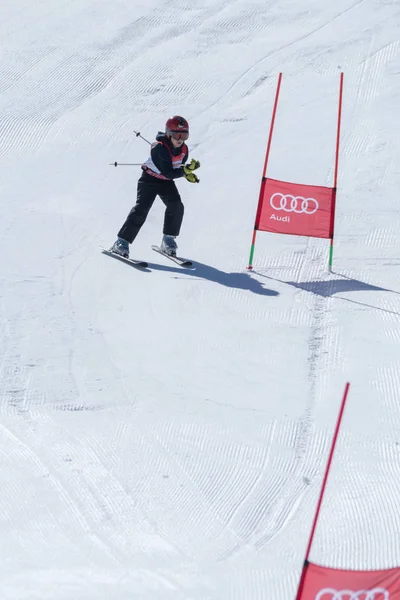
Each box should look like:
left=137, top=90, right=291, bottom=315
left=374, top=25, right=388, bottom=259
left=1, top=0, right=400, bottom=598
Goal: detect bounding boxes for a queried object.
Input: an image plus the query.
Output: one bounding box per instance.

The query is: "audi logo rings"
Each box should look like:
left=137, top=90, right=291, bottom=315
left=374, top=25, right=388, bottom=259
left=315, top=588, right=389, bottom=600
left=270, top=192, right=319, bottom=215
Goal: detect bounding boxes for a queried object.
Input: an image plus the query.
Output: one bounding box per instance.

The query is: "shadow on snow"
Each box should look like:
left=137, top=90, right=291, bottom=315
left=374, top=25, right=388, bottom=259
left=257, top=271, right=400, bottom=315
left=146, top=260, right=279, bottom=297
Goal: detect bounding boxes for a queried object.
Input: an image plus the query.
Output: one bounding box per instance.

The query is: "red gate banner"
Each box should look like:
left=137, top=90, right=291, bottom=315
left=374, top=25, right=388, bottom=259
left=298, top=561, right=400, bottom=599
left=255, top=178, right=336, bottom=239
left=247, top=73, right=344, bottom=269
left=294, top=383, right=400, bottom=600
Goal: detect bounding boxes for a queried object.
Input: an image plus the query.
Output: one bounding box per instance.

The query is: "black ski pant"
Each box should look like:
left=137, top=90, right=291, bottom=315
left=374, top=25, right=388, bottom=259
left=118, top=173, right=184, bottom=244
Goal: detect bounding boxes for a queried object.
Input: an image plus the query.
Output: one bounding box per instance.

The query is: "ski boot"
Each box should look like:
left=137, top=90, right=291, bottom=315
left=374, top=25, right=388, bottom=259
left=111, top=237, right=129, bottom=258
left=160, top=235, right=177, bottom=257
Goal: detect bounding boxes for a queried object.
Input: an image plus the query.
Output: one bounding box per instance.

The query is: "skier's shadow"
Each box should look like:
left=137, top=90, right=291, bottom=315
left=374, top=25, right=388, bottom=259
left=146, top=260, right=279, bottom=297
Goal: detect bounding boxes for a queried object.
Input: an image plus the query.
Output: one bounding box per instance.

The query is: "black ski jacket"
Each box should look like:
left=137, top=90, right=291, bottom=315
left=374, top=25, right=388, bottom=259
left=143, top=132, right=189, bottom=180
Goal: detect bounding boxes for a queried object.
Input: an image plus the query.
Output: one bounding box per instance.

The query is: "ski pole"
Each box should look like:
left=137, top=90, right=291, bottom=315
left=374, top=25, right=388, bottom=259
left=133, top=130, right=151, bottom=145
left=110, top=129, right=152, bottom=166
left=110, top=162, right=143, bottom=167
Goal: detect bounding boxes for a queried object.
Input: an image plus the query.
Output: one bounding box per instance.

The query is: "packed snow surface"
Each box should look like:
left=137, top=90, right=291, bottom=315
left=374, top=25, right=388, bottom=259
left=1, top=0, right=400, bottom=598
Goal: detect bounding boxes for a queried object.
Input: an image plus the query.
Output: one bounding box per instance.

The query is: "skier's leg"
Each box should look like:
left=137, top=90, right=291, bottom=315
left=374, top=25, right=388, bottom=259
left=159, top=182, right=184, bottom=237
left=159, top=182, right=184, bottom=255
left=117, top=177, right=158, bottom=244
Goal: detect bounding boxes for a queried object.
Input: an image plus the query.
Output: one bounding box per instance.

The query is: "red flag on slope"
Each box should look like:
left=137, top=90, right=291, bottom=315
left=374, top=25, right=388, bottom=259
left=298, top=561, right=400, bottom=599
left=255, top=178, right=336, bottom=239
left=247, top=73, right=344, bottom=269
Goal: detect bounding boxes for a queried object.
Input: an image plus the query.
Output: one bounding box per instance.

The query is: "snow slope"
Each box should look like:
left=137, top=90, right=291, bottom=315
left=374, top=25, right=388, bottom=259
left=1, top=0, right=400, bottom=598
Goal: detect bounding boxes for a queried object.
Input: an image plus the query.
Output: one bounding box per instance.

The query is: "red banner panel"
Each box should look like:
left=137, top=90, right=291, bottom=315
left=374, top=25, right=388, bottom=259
left=299, top=561, right=400, bottom=599
left=256, top=178, right=335, bottom=239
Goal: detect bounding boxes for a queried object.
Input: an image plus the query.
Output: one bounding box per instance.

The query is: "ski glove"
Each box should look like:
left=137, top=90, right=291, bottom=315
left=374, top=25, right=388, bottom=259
left=183, top=166, right=199, bottom=183
left=186, top=158, right=200, bottom=171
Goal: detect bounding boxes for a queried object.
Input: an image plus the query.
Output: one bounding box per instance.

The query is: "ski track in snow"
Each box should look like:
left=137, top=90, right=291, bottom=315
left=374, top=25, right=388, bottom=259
left=1, top=0, right=400, bottom=598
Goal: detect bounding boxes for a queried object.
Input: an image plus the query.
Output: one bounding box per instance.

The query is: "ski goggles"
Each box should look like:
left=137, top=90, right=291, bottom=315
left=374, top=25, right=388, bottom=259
left=170, top=131, right=189, bottom=141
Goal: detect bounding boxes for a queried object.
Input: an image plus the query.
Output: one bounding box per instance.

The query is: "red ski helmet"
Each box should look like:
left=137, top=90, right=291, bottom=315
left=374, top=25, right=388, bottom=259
left=165, top=115, right=189, bottom=140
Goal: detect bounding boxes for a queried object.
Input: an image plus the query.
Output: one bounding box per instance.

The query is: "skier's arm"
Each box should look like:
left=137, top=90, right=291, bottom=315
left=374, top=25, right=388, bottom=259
left=151, top=144, right=188, bottom=179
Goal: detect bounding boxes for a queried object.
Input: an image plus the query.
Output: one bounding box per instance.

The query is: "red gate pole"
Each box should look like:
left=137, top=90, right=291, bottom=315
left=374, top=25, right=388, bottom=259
left=295, top=382, right=350, bottom=600
left=329, top=72, right=344, bottom=271
left=247, top=72, right=283, bottom=270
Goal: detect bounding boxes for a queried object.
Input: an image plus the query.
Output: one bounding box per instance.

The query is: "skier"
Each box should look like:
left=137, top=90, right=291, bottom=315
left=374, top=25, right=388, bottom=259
left=111, top=116, right=200, bottom=258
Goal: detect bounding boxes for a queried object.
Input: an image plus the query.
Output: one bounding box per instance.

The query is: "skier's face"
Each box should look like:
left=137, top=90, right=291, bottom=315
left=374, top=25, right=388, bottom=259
left=170, top=136, right=184, bottom=148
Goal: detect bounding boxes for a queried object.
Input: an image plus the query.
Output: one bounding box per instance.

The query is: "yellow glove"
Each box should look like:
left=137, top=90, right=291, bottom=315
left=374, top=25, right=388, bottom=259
left=186, top=158, right=200, bottom=171
left=183, top=166, right=199, bottom=183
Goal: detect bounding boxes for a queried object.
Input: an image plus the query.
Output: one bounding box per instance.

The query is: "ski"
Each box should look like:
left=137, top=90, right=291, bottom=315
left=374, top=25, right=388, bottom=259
left=151, top=245, right=193, bottom=268
left=101, top=248, right=148, bottom=269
